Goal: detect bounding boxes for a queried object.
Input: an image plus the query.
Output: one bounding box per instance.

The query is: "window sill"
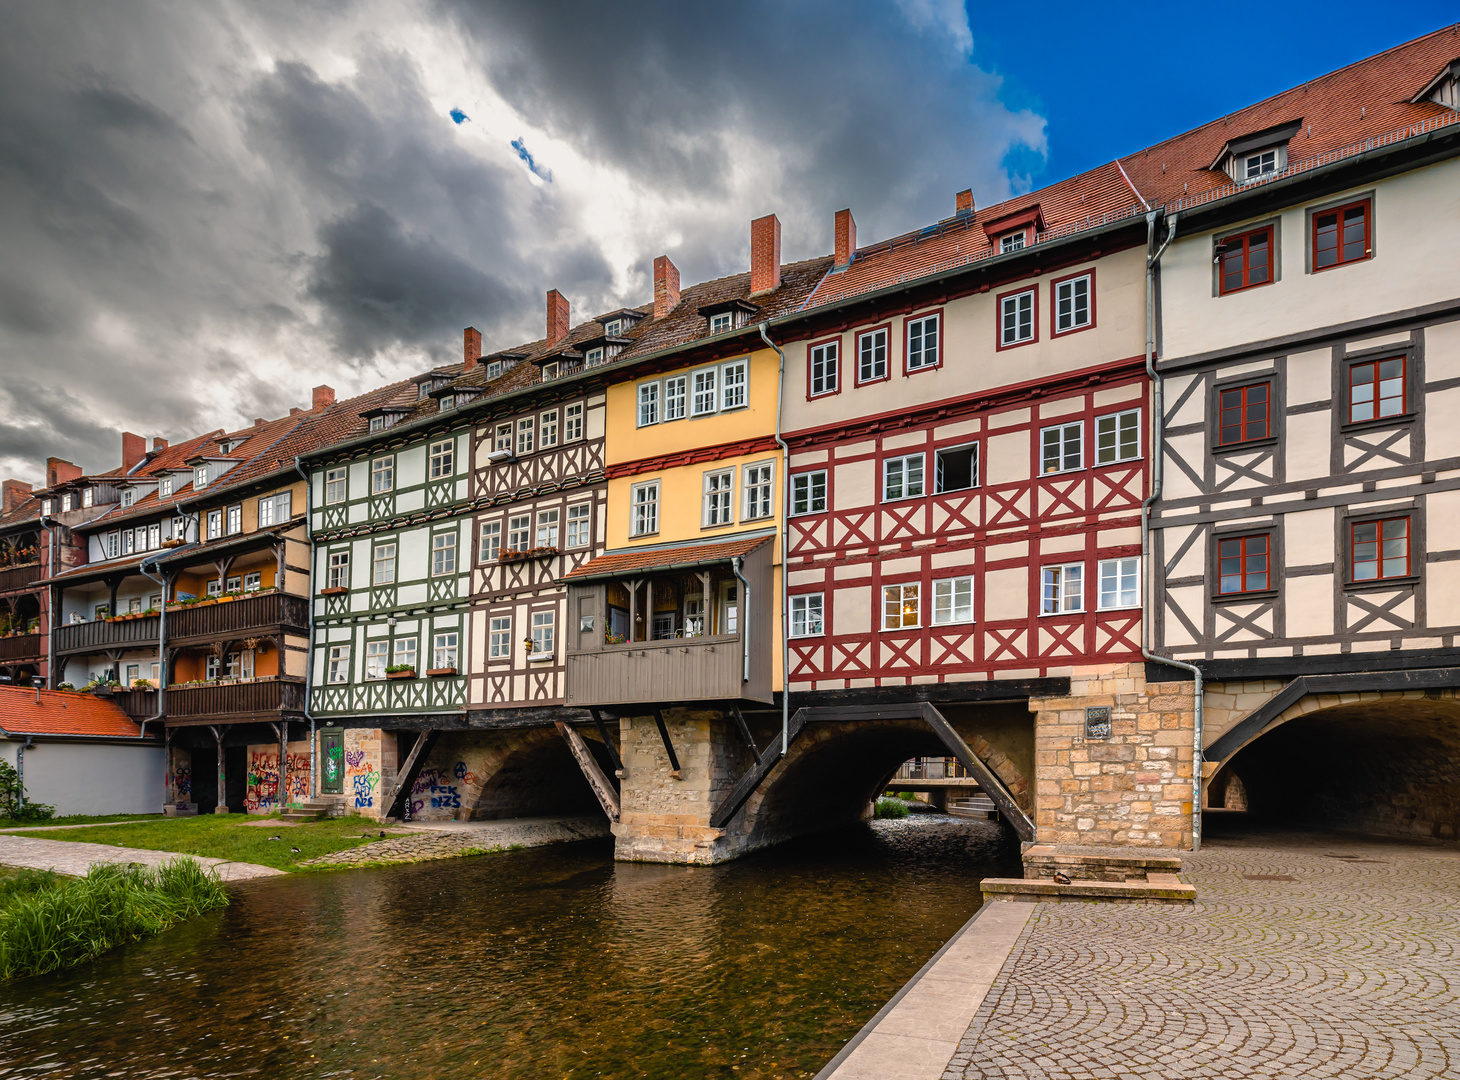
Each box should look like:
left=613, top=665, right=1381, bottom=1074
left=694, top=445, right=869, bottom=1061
left=1052, top=322, right=1095, bottom=337
left=1217, top=279, right=1273, bottom=297
left=527, top=653, right=555, bottom=663
left=1038, top=466, right=1085, bottom=478
left=904, top=362, right=941, bottom=375
left=1038, top=609, right=1085, bottom=617
left=1344, top=575, right=1418, bottom=593
left=320, top=587, right=348, bottom=596
left=880, top=493, right=927, bottom=504
left=1212, top=588, right=1279, bottom=603
left=997, top=337, right=1036, bottom=351
left=1213, top=436, right=1278, bottom=454
left=1341, top=413, right=1416, bottom=435
left=1096, top=604, right=1141, bottom=613
left=879, top=626, right=921, bottom=633
left=1093, top=456, right=1142, bottom=468
left=931, top=619, right=976, bottom=628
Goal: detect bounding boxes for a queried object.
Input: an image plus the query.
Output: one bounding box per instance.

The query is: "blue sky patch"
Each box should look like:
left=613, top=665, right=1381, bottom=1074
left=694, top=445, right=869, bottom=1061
left=449, top=107, right=469, bottom=124
left=510, top=137, right=552, bottom=183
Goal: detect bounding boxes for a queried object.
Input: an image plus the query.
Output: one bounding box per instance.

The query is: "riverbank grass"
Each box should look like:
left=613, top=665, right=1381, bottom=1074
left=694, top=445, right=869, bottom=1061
left=12, top=814, right=387, bottom=871
left=0, top=860, right=228, bottom=980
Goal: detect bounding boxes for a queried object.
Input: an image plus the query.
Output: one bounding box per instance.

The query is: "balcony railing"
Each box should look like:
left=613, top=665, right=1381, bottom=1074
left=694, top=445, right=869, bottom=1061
left=0, top=563, right=41, bottom=592
left=165, top=677, right=305, bottom=721
left=565, top=634, right=769, bottom=707
left=168, top=590, right=308, bottom=643
left=111, top=688, right=158, bottom=722
left=55, top=615, right=161, bottom=655
left=0, top=633, right=42, bottom=662
left=894, top=758, right=970, bottom=781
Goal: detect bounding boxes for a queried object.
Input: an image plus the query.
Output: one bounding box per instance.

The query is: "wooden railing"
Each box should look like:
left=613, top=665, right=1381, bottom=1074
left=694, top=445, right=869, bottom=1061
left=111, top=688, right=158, bottom=722
left=169, top=591, right=308, bottom=642
left=55, top=615, right=161, bottom=655
left=0, top=633, right=42, bottom=661
left=165, top=677, right=305, bottom=720
left=0, top=563, right=41, bottom=592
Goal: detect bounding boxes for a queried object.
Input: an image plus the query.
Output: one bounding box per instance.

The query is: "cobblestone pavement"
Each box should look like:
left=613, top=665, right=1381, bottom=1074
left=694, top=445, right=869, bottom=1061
left=0, top=834, right=282, bottom=882
left=300, top=814, right=610, bottom=867
left=946, top=825, right=1460, bottom=1079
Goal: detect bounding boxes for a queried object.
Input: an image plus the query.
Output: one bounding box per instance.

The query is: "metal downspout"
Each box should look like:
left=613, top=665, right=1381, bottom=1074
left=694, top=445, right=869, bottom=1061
left=137, top=554, right=169, bottom=740
left=1137, top=209, right=1204, bottom=853
left=15, top=735, right=34, bottom=810
left=40, top=515, right=56, bottom=688
left=757, top=322, right=792, bottom=757
left=293, top=457, right=318, bottom=798
left=731, top=556, right=751, bottom=684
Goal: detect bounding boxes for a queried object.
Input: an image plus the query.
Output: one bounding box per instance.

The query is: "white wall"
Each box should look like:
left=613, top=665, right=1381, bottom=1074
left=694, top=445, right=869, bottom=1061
left=0, top=740, right=165, bottom=816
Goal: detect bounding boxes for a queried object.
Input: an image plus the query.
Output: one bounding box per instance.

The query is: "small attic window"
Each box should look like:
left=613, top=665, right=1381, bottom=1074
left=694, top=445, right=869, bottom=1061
left=999, top=231, right=1027, bottom=254
left=160, top=476, right=173, bottom=497
left=486, top=361, right=503, bottom=379
left=586, top=347, right=604, bottom=366
left=121, top=489, right=133, bottom=508
left=542, top=361, right=560, bottom=381
left=195, top=465, right=208, bottom=489
left=709, top=312, right=733, bottom=334
left=604, top=319, right=623, bottom=337
left=1243, top=149, right=1278, bottom=182
left=82, top=487, right=94, bottom=508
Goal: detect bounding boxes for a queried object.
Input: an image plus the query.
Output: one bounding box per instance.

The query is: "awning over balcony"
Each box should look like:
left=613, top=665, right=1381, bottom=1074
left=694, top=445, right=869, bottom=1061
left=561, top=534, right=772, bottom=584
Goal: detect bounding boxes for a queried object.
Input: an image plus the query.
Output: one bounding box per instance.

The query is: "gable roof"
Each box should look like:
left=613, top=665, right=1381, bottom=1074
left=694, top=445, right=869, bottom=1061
left=0, top=686, right=150, bottom=739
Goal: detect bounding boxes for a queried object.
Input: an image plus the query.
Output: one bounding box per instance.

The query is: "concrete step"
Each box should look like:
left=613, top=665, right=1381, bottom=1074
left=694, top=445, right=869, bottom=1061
left=280, top=801, right=331, bottom=822
left=981, top=872, right=1195, bottom=904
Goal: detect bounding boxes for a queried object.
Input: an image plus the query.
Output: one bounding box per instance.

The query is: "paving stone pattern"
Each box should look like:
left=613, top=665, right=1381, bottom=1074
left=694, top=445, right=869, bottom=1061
left=946, top=829, right=1460, bottom=1079
left=301, top=814, right=610, bottom=867
left=0, top=834, right=283, bottom=882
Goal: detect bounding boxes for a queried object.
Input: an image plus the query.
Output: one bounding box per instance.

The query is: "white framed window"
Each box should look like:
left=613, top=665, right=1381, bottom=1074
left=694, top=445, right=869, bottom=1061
left=172, top=517, right=187, bottom=541
left=692, top=368, right=718, bottom=415
left=1244, top=148, right=1277, bottom=180
left=1054, top=274, right=1092, bottom=334
left=226, top=575, right=241, bottom=592
left=147, top=523, right=160, bottom=549
left=631, top=481, right=660, bottom=536
left=160, top=476, right=173, bottom=498
left=531, top=611, right=555, bottom=655
left=604, top=319, right=623, bottom=337
left=906, top=314, right=939, bottom=370
left=432, top=631, right=458, bottom=670
left=1098, top=557, right=1140, bottom=610
left=566, top=503, right=590, bottom=547
left=369, top=416, right=388, bottom=433
left=122, top=529, right=135, bottom=555
left=742, top=462, right=774, bottom=521
left=637, top=382, right=660, bottom=426
left=564, top=404, right=583, bottom=441
left=328, top=549, right=350, bottom=589
left=857, top=327, right=887, bottom=383
left=432, top=532, right=457, bottom=576
left=791, top=471, right=827, bottom=516
left=104, top=532, right=119, bottom=559
left=790, top=593, right=824, bottom=637
left=1000, top=231, right=1026, bottom=253
left=1000, top=289, right=1035, bottom=345
left=703, top=469, right=734, bottom=527
left=327, top=645, right=350, bottom=684
left=489, top=616, right=512, bottom=660
left=933, top=577, right=973, bottom=625
left=1095, top=409, right=1140, bottom=465
left=429, top=439, right=454, bottom=479
left=41, top=498, right=51, bottom=515
left=536, top=508, right=559, bottom=548
left=258, top=492, right=290, bottom=527
left=934, top=444, right=977, bottom=493
left=664, top=375, right=687, bottom=421
left=494, top=423, right=513, bottom=451
left=709, top=311, right=733, bottom=334
left=60, top=493, right=72, bottom=512
left=392, top=636, right=417, bottom=671
left=1041, top=422, right=1083, bottom=474
left=1041, top=563, right=1084, bottom=615
left=721, top=360, right=748, bottom=410
left=372, top=542, right=397, bottom=585
left=881, top=583, right=920, bottom=630
left=206, top=509, right=222, bottom=539
left=325, top=467, right=347, bottom=504
left=517, top=417, right=535, bottom=455
left=479, top=520, right=501, bottom=562
left=205, top=579, right=221, bottom=597
left=365, top=640, right=389, bottom=680
left=540, top=411, right=559, bottom=448
left=883, top=454, right=925, bottom=501
left=205, top=654, right=220, bottom=679
left=585, top=347, right=604, bottom=367
left=243, top=571, right=262, bottom=592
left=810, top=340, right=838, bottom=396
left=194, top=465, right=209, bottom=489
left=508, top=515, right=531, bottom=551
left=226, top=505, right=242, bottom=535
left=371, top=457, right=394, bottom=493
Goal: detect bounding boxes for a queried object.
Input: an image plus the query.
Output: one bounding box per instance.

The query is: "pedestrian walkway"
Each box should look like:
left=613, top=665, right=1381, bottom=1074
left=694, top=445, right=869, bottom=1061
left=0, top=833, right=282, bottom=882
left=299, top=814, right=610, bottom=868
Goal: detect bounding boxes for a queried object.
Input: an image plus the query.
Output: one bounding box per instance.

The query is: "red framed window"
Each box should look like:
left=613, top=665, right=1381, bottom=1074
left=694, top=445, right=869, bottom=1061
left=1313, top=199, right=1370, bottom=270
left=1352, top=517, right=1410, bottom=581
left=1217, top=534, right=1269, bottom=595
left=1347, top=356, right=1405, bottom=423
left=1218, top=227, right=1272, bottom=294
left=1217, top=382, right=1270, bottom=445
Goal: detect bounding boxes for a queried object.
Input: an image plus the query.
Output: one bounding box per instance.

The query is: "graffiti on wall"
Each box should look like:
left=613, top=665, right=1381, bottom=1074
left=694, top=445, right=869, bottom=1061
left=351, top=763, right=380, bottom=809
left=173, top=766, right=191, bottom=798
left=243, top=751, right=311, bottom=812
left=409, top=767, right=461, bottom=815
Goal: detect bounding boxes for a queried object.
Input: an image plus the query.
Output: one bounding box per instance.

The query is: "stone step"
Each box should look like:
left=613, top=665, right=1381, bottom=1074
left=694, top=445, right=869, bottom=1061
left=981, top=873, right=1195, bottom=904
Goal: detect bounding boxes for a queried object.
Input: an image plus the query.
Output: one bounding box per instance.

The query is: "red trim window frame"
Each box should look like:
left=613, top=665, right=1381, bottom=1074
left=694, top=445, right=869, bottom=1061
left=1312, top=197, right=1371, bottom=272
left=903, top=308, right=944, bottom=375
left=1050, top=268, right=1096, bottom=337
left=1350, top=516, right=1410, bottom=582
left=1216, top=533, right=1271, bottom=596
left=995, top=285, right=1038, bottom=351
left=1217, top=226, right=1274, bottom=294
left=807, top=334, right=842, bottom=399
left=1346, top=355, right=1406, bottom=425
left=1216, top=380, right=1272, bottom=446
left=854, top=323, right=892, bottom=387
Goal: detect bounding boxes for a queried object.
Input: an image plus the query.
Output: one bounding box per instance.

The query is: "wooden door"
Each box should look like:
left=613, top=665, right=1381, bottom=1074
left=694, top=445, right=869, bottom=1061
left=321, top=729, right=344, bottom=794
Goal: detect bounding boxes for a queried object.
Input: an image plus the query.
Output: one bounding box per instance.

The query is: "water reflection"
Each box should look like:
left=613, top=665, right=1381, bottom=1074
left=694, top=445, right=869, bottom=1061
left=0, top=816, right=1018, bottom=1079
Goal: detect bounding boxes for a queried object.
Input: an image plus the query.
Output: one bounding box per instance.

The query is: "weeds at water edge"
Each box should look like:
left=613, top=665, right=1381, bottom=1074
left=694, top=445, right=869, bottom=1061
left=874, top=798, right=910, bottom=820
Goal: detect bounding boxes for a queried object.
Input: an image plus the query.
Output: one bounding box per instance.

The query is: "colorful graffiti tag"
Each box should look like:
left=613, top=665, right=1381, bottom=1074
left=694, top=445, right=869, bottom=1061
left=352, top=766, right=380, bottom=809
left=243, top=751, right=311, bottom=812
left=409, top=767, right=461, bottom=815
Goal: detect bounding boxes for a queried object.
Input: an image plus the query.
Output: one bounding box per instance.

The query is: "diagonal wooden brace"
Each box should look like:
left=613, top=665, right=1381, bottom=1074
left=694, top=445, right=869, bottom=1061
left=556, top=721, right=621, bottom=822
left=919, top=703, right=1035, bottom=841
left=652, top=708, right=681, bottom=774
left=385, top=728, right=438, bottom=819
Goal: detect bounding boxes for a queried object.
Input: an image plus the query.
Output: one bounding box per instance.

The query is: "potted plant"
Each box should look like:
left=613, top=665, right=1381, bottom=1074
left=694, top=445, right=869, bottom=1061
left=131, top=678, right=153, bottom=689
left=385, top=664, right=417, bottom=680
left=57, top=682, right=74, bottom=691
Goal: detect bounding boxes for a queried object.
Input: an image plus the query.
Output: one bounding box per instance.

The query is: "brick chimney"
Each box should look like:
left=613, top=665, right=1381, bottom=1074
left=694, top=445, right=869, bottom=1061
left=956, top=189, right=975, bottom=216
left=254, top=418, right=267, bottom=427
left=546, top=290, right=570, bottom=344
left=289, top=407, right=303, bottom=416
left=312, top=385, right=336, bottom=410
left=46, top=458, right=82, bottom=488
left=834, top=209, right=857, bottom=268
left=463, top=326, right=482, bottom=370
left=1, top=480, right=31, bottom=513
left=121, top=432, right=146, bottom=471
left=152, top=437, right=168, bottom=451
left=653, top=256, right=680, bottom=319
left=750, top=214, right=781, bottom=295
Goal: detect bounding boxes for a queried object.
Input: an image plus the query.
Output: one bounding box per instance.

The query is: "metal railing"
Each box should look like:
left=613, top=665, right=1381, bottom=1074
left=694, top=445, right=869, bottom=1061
left=892, top=757, right=971, bottom=780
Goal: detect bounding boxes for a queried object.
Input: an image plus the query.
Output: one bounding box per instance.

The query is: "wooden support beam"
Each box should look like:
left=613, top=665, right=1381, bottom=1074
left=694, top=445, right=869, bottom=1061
left=588, top=707, right=623, bottom=773
left=273, top=719, right=290, bottom=812
left=918, top=703, right=1034, bottom=842
left=555, top=721, right=620, bottom=822
left=385, top=728, right=438, bottom=819
left=709, top=708, right=807, bottom=829
left=652, top=708, right=681, bottom=774
left=729, top=703, right=758, bottom=757
left=208, top=724, right=229, bottom=814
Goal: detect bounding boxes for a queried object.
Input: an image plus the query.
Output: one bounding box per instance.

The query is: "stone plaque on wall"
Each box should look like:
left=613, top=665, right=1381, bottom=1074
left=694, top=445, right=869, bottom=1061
left=1084, top=706, right=1112, bottom=740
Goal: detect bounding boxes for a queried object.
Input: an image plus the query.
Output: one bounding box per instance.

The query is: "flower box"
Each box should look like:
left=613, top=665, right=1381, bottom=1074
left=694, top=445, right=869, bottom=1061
left=497, top=546, right=560, bottom=563
left=386, top=669, right=417, bottom=680
left=320, top=586, right=348, bottom=596
left=426, top=667, right=457, bottom=677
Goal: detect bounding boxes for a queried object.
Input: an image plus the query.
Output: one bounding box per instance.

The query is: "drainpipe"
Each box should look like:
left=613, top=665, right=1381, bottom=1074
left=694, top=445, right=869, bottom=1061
left=758, top=322, right=792, bottom=758
left=1137, top=209, right=1204, bottom=853
left=293, top=457, right=318, bottom=798
left=731, top=555, right=751, bottom=685
left=137, top=554, right=168, bottom=740
left=39, top=514, right=57, bottom=688
left=15, top=735, right=34, bottom=810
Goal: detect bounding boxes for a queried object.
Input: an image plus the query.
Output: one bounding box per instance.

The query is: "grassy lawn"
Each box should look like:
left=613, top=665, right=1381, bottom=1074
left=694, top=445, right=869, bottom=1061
left=11, top=815, right=389, bottom=871
left=0, top=813, right=164, bottom=830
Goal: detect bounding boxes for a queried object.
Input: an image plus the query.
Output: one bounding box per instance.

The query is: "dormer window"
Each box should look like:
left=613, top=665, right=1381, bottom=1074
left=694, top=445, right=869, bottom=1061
left=1243, top=149, right=1278, bottom=181
left=61, top=493, right=73, bottom=512
left=1413, top=58, right=1460, bottom=111
left=195, top=465, right=208, bottom=489
left=82, top=487, right=94, bottom=508
left=999, top=231, right=1026, bottom=254
left=1213, top=120, right=1300, bottom=185
left=41, top=498, right=52, bottom=516
left=604, top=319, right=622, bottom=337
left=160, top=476, right=172, bottom=497
left=121, top=489, right=134, bottom=508
left=369, top=416, right=386, bottom=432
left=542, top=361, right=560, bottom=380
left=586, top=347, right=604, bottom=367
left=486, top=361, right=503, bottom=379
left=709, top=312, right=733, bottom=334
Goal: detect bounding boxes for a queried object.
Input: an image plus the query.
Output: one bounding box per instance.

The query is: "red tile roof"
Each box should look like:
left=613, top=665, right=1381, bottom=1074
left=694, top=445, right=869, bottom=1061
left=0, top=686, right=150, bottom=738
left=562, top=534, right=771, bottom=581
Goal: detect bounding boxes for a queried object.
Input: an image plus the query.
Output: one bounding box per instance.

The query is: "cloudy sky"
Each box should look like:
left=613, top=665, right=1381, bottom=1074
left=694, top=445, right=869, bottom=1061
left=0, top=1, right=1451, bottom=484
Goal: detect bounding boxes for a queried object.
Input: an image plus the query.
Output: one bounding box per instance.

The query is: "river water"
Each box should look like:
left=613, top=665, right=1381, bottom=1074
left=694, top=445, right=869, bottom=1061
left=0, top=816, right=1018, bottom=1080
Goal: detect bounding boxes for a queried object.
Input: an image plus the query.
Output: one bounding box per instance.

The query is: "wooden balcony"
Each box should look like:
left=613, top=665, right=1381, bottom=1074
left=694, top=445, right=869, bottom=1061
left=111, top=688, right=158, bottom=722
left=565, top=633, right=770, bottom=707
left=55, top=614, right=160, bottom=656
left=164, top=677, right=306, bottom=724
left=168, top=590, right=308, bottom=645
left=0, top=632, right=42, bottom=662
left=0, top=563, right=41, bottom=592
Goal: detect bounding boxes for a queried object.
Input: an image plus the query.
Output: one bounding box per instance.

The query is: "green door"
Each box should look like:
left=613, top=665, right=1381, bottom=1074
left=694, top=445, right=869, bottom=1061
left=321, top=730, right=344, bottom=794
